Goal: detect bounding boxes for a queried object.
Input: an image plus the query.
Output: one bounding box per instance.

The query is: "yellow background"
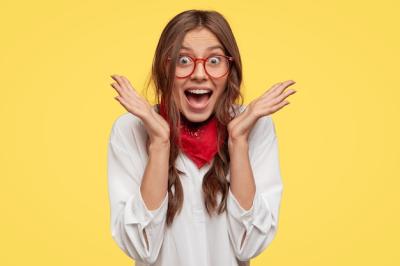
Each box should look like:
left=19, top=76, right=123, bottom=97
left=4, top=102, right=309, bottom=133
left=1, top=0, right=399, bottom=265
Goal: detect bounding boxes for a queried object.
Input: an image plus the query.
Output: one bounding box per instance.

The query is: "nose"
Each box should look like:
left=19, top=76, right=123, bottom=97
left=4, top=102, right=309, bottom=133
left=191, top=60, right=208, bottom=80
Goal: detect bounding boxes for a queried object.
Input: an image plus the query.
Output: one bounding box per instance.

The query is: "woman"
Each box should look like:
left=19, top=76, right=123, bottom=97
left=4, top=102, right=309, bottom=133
left=107, top=9, right=297, bottom=266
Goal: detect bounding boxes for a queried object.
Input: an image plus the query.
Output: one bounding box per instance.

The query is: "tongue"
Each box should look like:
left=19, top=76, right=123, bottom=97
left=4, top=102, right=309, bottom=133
left=186, top=93, right=210, bottom=109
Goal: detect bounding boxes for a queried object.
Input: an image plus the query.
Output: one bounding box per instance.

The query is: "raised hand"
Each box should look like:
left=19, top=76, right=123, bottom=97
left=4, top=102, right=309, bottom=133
left=227, top=80, right=297, bottom=143
left=110, top=74, right=170, bottom=146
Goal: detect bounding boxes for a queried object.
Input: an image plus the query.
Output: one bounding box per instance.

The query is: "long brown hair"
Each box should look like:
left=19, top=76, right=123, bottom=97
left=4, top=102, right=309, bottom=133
left=144, top=9, right=244, bottom=226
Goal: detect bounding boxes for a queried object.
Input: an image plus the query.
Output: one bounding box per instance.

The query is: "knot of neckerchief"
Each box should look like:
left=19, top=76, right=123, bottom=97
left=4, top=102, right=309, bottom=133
left=159, top=97, right=224, bottom=169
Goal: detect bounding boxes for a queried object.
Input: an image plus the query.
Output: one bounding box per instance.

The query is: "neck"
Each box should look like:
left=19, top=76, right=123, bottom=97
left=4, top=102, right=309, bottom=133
left=180, top=112, right=215, bottom=128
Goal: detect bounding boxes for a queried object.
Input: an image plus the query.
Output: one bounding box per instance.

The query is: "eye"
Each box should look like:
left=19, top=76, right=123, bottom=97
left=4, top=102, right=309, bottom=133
left=208, top=56, right=221, bottom=64
left=177, top=55, right=192, bottom=65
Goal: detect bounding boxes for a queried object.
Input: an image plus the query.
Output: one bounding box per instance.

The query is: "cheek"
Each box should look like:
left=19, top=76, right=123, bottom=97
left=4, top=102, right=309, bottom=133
left=218, top=77, right=228, bottom=89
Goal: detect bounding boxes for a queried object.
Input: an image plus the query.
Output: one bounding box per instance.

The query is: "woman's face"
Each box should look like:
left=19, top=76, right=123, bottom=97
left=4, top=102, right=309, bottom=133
left=172, top=27, right=229, bottom=123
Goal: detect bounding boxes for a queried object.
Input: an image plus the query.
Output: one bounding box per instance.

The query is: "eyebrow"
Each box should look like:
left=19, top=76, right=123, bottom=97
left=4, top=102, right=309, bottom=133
left=180, top=45, right=224, bottom=51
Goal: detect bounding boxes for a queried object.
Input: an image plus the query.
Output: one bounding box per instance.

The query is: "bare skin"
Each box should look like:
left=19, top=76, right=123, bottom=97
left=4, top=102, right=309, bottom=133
left=110, top=74, right=170, bottom=213
left=227, top=80, right=297, bottom=211
left=110, top=24, right=298, bottom=253
left=110, top=28, right=298, bottom=226
left=111, top=74, right=297, bottom=212
left=171, top=27, right=229, bottom=123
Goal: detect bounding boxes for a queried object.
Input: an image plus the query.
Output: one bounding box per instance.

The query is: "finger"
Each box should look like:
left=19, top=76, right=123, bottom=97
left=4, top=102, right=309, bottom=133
left=112, top=75, right=141, bottom=103
left=111, top=75, right=127, bottom=92
left=115, top=95, right=146, bottom=117
left=262, top=81, right=283, bottom=97
left=118, top=75, right=131, bottom=89
left=120, top=75, right=137, bottom=92
left=111, top=81, right=133, bottom=101
left=272, top=80, right=296, bottom=97
left=110, top=82, right=124, bottom=96
left=120, top=75, right=140, bottom=96
left=275, top=88, right=297, bottom=104
left=114, top=95, right=128, bottom=108
left=111, top=75, right=130, bottom=93
left=269, top=100, right=290, bottom=114
left=119, top=76, right=145, bottom=104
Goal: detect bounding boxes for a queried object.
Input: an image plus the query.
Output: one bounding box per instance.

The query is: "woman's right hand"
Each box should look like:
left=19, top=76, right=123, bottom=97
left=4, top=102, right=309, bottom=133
left=110, top=74, right=170, bottom=146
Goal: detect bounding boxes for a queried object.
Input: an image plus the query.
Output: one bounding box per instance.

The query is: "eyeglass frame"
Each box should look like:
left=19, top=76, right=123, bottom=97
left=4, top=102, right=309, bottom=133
left=166, top=54, right=234, bottom=79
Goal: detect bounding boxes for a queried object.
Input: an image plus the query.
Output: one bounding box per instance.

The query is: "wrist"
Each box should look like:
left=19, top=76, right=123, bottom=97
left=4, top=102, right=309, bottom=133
left=228, top=137, right=249, bottom=151
left=148, top=139, right=170, bottom=154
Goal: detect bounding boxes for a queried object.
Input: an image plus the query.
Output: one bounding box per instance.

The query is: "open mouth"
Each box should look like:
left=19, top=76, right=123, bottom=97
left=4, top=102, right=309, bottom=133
left=184, top=89, right=213, bottom=110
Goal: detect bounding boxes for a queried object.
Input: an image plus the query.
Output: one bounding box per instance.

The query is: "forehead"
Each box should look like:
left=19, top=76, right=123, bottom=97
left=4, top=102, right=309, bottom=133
left=180, top=27, right=224, bottom=53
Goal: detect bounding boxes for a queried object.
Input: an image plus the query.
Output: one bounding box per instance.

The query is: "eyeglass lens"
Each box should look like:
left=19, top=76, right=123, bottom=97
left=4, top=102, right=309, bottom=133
left=175, top=55, right=230, bottom=78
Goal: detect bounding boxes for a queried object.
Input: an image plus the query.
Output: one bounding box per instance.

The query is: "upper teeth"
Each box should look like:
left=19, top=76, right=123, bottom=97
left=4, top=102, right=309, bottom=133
left=187, top=89, right=211, bottom=94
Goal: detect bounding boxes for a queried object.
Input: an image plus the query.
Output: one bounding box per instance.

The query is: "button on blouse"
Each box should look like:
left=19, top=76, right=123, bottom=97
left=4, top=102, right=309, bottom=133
left=107, top=104, right=284, bottom=266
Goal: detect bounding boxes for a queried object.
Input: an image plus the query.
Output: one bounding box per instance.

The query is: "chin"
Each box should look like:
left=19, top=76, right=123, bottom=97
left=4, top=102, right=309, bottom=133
left=180, top=109, right=214, bottom=123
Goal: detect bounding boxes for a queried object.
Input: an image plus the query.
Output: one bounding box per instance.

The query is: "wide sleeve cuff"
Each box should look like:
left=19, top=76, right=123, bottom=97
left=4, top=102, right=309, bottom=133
left=124, top=187, right=169, bottom=230
left=227, top=189, right=273, bottom=235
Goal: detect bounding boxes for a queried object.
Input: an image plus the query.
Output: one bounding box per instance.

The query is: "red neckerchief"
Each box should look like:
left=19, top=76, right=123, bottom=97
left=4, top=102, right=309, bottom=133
left=159, top=97, right=224, bottom=169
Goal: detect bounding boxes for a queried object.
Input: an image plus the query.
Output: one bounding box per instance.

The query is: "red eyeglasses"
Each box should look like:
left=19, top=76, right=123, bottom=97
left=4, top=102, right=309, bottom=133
left=167, top=54, right=234, bottom=79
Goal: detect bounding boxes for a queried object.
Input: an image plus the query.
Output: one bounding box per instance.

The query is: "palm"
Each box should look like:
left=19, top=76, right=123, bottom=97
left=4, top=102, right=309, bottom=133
left=110, top=74, right=170, bottom=142
left=228, top=80, right=297, bottom=140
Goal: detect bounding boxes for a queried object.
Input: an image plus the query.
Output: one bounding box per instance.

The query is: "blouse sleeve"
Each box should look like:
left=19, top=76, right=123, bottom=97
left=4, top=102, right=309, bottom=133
left=107, top=114, right=169, bottom=265
left=226, top=115, right=284, bottom=261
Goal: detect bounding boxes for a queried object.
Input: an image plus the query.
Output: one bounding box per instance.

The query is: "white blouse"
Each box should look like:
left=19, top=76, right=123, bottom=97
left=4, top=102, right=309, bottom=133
left=107, top=104, right=283, bottom=266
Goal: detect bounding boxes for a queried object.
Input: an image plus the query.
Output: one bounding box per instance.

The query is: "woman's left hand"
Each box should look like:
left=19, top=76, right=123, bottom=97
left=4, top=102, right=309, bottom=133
left=227, top=80, right=297, bottom=144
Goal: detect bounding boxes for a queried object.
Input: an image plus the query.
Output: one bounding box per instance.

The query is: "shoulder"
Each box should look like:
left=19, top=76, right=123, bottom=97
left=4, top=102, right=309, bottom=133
left=111, top=105, right=158, bottom=134
left=109, top=108, right=154, bottom=151
left=246, top=115, right=277, bottom=160
left=111, top=112, right=142, bottom=136
left=249, top=114, right=276, bottom=146
left=252, top=115, right=275, bottom=135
